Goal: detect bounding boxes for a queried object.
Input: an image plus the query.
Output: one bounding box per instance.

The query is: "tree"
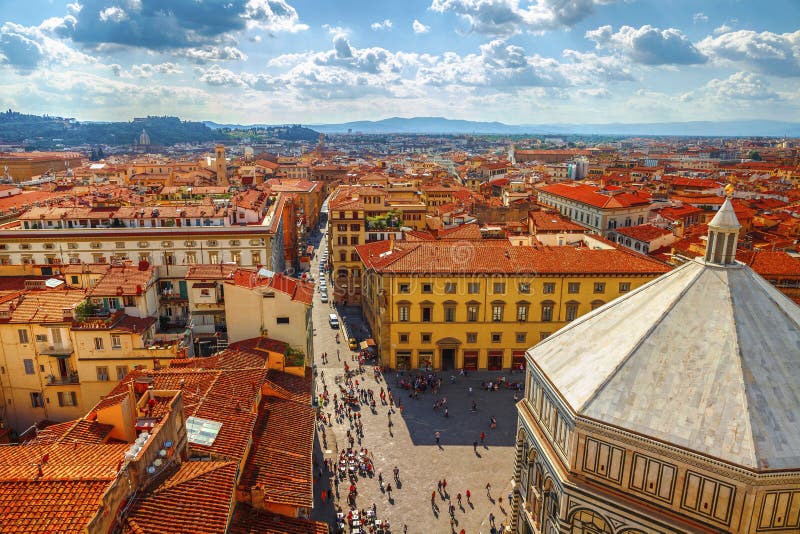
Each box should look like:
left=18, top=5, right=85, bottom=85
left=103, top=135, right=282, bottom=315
left=748, top=150, right=762, bottom=161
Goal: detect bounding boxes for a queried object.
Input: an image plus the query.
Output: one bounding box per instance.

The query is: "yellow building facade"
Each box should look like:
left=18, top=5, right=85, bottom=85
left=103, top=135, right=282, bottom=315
left=358, top=239, right=670, bottom=371
left=0, top=289, right=180, bottom=435
left=328, top=184, right=426, bottom=305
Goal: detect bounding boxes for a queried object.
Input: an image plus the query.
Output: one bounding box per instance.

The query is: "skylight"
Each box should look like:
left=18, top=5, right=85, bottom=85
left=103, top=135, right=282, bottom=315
left=185, top=416, right=222, bottom=446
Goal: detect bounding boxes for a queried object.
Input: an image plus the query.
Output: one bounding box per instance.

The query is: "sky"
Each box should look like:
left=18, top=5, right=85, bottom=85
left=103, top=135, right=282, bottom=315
left=0, top=0, right=799, bottom=125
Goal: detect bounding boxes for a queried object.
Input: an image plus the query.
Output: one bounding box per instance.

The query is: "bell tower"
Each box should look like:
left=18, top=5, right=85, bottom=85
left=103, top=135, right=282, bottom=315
left=215, top=145, right=228, bottom=186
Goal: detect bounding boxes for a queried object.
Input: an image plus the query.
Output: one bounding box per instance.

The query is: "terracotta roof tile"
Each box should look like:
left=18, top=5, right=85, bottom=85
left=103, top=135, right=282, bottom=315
left=9, top=289, right=86, bottom=324
left=89, top=265, right=156, bottom=297
left=238, top=397, right=315, bottom=509
left=0, top=480, right=111, bottom=533
left=229, top=504, right=327, bottom=534
left=357, top=240, right=670, bottom=275
left=124, top=461, right=238, bottom=534
left=539, top=183, right=651, bottom=209
left=614, top=224, right=673, bottom=242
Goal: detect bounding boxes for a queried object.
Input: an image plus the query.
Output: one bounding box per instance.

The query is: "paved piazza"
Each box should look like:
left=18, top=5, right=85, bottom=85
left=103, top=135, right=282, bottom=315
left=308, top=229, right=520, bottom=533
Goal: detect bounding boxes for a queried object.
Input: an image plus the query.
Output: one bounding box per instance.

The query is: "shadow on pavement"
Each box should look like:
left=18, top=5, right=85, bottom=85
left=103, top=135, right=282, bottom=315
left=389, top=370, right=523, bottom=447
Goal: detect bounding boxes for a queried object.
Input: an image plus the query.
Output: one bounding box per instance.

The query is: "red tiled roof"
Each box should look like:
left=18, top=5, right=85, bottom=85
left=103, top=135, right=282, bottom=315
left=437, top=222, right=482, bottom=240
left=744, top=251, right=800, bottom=277
left=0, top=480, right=111, bottom=533
left=9, top=289, right=86, bottom=324
left=124, top=461, right=238, bottom=534
left=357, top=240, right=670, bottom=275
left=229, top=504, right=328, bottom=534
left=229, top=269, right=313, bottom=305
left=614, top=224, right=673, bottom=242
left=539, top=183, right=651, bottom=209
left=238, top=396, right=315, bottom=509
left=529, top=211, right=585, bottom=233
left=89, top=265, right=155, bottom=297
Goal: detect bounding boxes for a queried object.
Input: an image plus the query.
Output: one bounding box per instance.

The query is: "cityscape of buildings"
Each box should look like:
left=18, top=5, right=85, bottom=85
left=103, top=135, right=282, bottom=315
left=0, top=1, right=799, bottom=533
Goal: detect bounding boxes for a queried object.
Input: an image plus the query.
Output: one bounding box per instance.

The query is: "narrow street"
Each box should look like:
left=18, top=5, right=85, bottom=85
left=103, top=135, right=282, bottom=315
left=308, top=221, right=519, bottom=534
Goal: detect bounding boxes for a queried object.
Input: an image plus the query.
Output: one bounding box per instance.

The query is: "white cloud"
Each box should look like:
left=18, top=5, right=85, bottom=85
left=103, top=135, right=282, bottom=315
left=683, top=71, right=780, bottom=103
left=242, top=0, right=309, bottom=32
left=693, top=12, right=708, bottom=24
left=0, top=20, right=94, bottom=72
left=713, top=24, right=733, bottom=35
left=413, top=20, right=430, bottom=34
left=131, top=62, right=184, bottom=78
left=371, top=19, right=393, bottom=31
left=174, top=46, right=248, bottom=64
left=98, top=7, right=128, bottom=23
left=66, top=2, right=83, bottom=14
left=429, top=0, right=617, bottom=37
left=586, top=24, right=707, bottom=65
left=698, top=29, right=800, bottom=76
left=561, top=49, right=634, bottom=83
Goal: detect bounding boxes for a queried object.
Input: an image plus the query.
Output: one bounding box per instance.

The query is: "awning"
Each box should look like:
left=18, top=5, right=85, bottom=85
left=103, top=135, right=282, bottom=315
left=365, top=338, right=376, bottom=346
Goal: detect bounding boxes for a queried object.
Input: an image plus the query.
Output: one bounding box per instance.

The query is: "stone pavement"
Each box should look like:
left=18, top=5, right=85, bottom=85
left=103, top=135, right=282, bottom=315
left=307, top=223, right=521, bottom=533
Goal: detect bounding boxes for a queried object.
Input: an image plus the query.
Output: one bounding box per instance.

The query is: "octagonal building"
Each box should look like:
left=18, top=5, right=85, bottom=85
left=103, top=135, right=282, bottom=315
left=512, top=197, right=800, bottom=534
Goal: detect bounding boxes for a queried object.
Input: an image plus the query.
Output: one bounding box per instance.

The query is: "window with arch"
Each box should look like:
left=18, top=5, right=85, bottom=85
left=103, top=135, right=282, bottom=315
left=565, top=301, right=579, bottom=322
left=569, top=509, right=612, bottom=534
left=591, top=300, right=605, bottom=310
left=541, top=300, right=555, bottom=322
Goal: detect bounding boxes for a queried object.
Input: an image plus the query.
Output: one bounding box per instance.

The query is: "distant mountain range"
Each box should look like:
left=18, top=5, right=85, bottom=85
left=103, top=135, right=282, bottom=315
left=206, top=116, right=800, bottom=137
left=308, top=117, right=800, bottom=137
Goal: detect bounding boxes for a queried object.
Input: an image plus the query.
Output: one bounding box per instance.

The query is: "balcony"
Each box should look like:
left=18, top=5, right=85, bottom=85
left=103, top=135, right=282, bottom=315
left=46, top=373, right=79, bottom=385
left=37, top=342, right=74, bottom=356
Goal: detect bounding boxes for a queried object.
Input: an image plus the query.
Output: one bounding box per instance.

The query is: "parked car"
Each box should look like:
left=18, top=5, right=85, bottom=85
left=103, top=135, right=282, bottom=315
left=348, top=337, right=358, bottom=350
left=328, top=313, right=339, bottom=328
left=321, top=292, right=328, bottom=303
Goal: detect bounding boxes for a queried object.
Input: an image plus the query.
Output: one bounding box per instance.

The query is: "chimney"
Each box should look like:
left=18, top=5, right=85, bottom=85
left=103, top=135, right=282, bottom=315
left=389, top=234, right=395, bottom=251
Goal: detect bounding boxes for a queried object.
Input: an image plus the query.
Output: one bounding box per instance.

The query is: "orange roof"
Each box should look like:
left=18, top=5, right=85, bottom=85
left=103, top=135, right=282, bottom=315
left=357, top=239, right=669, bottom=275
left=238, top=396, right=315, bottom=508
left=9, top=289, right=86, bottom=324
left=229, top=504, right=328, bottom=534
left=614, top=224, right=673, bottom=242
left=89, top=265, right=155, bottom=297
left=228, top=269, right=313, bottom=305
left=125, top=461, right=238, bottom=534
left=0, top=479, right=112, bottom=533
left=529, top=211, right=585, bottom=233
left=744, top=251, right=800, bottom=277
left=539, top=183, right=651, bottom=209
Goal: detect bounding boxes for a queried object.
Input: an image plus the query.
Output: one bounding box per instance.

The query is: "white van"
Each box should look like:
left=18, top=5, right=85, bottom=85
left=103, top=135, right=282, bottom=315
left=328, top=314, right=339, bottom=328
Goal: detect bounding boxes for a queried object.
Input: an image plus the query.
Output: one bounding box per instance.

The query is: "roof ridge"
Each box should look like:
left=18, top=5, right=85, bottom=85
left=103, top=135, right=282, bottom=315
left=156, top=460, right=235, bottom=492
left=579, top=261, right=705, bottom=412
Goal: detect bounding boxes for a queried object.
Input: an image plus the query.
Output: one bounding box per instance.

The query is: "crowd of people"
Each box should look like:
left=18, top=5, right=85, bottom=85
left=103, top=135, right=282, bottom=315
left=314, top=326, right=520, bottom=533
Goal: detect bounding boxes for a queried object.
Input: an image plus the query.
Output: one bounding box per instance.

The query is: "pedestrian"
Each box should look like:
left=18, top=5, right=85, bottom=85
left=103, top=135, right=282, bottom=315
left=386, top=483, right=392, bottom=497
left=457, top=493, right=462, bottom=506
left=435, top=431, right=440, bottom=445
left=431, top=491, right=436, bottom=505
left=489, top=512, right=495, bottom=526
left=486, top=482, right=491, bottom=495
left=442, top=479, right=447, bottom=493
left=480, top=431, right=485, bottom=444
left=471, top=400, right=477, bottom=412
left=438, top=480, right=442, bottom=493
left=473, top=440, right=478, bottom=453
left=490, top=416, right=497, bottom=429
left=466, top=489, right=471, bottom=503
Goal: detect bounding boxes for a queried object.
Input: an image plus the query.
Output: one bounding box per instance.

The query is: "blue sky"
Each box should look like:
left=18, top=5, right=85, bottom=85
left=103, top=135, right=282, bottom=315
left=1, top=1, right=798, bottom=125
